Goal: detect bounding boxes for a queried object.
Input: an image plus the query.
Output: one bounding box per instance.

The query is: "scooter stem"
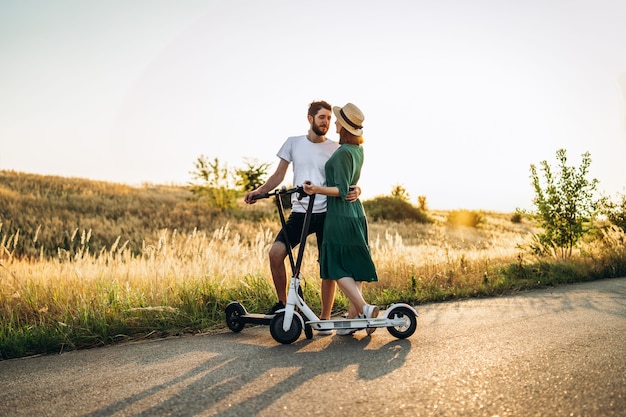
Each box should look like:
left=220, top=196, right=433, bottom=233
left=283, top=275, right=301, bottom=331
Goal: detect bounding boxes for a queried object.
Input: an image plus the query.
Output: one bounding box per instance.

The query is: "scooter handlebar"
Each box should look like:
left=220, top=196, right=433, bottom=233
left=250, top=192, right=271, bottom=201
left=250, top=185, right=310, bottom=201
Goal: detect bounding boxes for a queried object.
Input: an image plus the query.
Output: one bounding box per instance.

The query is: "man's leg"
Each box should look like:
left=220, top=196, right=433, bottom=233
left=268, top=241, right=288, bottom=304
left=320, top=279, right=336, bottom=320
left=312, top=213, right=337, bottom=320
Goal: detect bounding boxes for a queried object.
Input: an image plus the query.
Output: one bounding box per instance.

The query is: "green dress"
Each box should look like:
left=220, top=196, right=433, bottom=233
left=320, top=144, right=378, bottom=282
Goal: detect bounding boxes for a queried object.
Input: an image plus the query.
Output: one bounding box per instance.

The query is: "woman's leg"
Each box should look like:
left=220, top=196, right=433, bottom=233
left=337, top=277, right=366, bottom=317
left=336, top=277, right=379, bottom=335
left=347, top=304, right=359, bottom=319
left=345, top=281, right=364, bottom=318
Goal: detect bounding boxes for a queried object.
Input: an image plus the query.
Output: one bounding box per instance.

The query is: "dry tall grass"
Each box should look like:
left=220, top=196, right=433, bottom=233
left=0, top=212, right=535, bottom=327
left=3, top=211, right=626, bottom=359
left=3, top=170, right=624, bottom=358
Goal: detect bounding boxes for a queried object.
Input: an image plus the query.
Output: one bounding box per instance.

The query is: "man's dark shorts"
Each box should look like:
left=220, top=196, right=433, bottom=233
left=275, top=212, right=326, bottom=252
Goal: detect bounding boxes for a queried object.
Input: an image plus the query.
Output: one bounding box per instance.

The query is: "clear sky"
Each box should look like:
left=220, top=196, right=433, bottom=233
left=1, top=0, right=625, bottom=211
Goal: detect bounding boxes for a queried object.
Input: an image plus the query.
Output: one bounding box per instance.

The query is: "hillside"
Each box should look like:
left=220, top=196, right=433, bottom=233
left=0, top=170, right=247, bottom=258
left=1, top=170, right=526, bottom=260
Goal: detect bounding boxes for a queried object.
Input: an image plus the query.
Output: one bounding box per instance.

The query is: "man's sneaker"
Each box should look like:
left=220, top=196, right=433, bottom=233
left=264, top=301, right=285, bottom=318
left=362, top=304, right=379, bottom=335
left=317, top=329, right=333, bottom=336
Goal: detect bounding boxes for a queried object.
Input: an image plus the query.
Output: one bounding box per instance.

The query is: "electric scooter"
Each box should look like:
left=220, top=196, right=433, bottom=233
left=225, top=185, right=419, bottom=345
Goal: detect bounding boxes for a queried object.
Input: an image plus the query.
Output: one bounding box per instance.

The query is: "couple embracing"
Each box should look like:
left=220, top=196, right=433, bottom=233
left=244, top=100, right=378, bottom=336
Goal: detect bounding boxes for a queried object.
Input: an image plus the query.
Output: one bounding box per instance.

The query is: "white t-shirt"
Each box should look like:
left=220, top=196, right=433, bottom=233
left=276, top=135, right=339, bottom=213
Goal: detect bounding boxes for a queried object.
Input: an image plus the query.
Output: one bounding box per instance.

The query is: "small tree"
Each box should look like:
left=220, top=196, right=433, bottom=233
left=417, top=195, right=428, bottom=212
left=189, top=156, right=237, bottom=211
left=235, top=159, right=271, bottom=192
left=529, top=149, right=600, bottom=258
left=391, top=184, right=410, bottom=201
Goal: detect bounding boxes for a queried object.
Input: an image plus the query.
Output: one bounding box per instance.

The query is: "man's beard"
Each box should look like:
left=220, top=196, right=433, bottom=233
left=312, top=124, right=328, bottom=136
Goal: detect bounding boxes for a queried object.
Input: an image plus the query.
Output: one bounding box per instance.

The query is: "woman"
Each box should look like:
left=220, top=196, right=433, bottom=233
left=303, top=102, right=379, bottom=336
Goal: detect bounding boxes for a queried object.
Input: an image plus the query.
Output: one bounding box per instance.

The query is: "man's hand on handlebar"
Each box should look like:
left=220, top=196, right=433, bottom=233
left=244, top=190, right=261, bottom=204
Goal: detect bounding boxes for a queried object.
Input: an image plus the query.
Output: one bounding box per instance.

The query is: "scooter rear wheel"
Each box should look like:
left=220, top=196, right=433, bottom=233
left=225, top=302, right=246, bottom=332
left=269, top=312, right=302, bottom=344
left=386, top=306, right=417, bottom=339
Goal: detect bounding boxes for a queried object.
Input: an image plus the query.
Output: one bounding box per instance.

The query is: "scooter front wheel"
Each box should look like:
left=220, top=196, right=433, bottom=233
left=304, top=323, right=313, bottom=340
left=270, top=311, right=302, bottom=344
left=386, top=306, right=417, bottom=339
left=225, top=302, right=246, bottom=332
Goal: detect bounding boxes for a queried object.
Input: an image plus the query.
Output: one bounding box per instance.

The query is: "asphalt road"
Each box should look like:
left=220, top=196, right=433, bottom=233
left=1, top=278, right=625, bottom=417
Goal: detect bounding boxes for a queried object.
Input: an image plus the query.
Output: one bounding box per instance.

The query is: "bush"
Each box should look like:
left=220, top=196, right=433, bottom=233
left=363, top=196, right=431, bottom=223
left=604, top=193, right=626, bottom=232
left=447, top=209, right=485, bottom=228
left=510, top=211, right=523, bottom=224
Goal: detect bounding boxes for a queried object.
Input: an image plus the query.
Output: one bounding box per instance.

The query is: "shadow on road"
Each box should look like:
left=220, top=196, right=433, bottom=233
left=82, top=332, right=412, bottom=417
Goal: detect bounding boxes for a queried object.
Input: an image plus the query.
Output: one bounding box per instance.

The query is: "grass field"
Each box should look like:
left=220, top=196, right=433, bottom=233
left=2, top=209, right=625, bottom=360
left=1, top=172, right=625, bottom=359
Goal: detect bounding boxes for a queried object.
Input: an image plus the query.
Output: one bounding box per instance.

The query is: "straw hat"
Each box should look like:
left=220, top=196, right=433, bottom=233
left=333, top=103, right=364, bottom=136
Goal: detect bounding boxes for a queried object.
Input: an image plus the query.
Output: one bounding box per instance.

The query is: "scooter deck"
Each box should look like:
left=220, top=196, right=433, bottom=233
left=306, top=314, right=411, bottom=331
left=237, top=313, right=272, bottom=326
left=307, top=317, right=373, bottom=331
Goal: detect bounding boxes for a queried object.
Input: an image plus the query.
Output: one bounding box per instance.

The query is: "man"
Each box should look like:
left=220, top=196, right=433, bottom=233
left=244, top=100, right=359, bottom=329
